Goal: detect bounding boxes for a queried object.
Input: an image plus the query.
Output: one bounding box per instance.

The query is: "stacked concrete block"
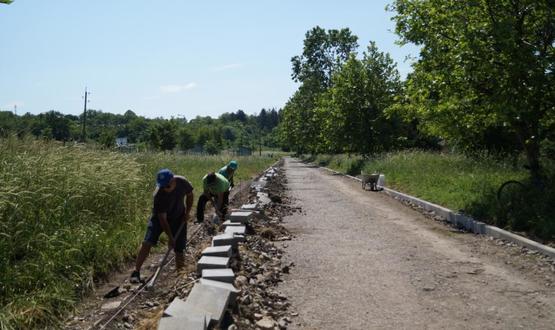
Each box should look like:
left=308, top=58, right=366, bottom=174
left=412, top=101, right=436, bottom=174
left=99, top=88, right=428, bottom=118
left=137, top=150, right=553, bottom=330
left=163, top=297, right=191, bottom=317
left=202, top=268, right=235, bottom=284
left=229, top=207, right=263, bottom=218
left=224, top=225, right=246, bottom=235
left=240, top=203, right=257, bottom=210
left=229, top=211, right=253, bottom=224
left=197, top=256, right=229, bottom=274
left=177, top=284, right=231, bottom=327
left=212, top=233, right=241, bottom=248
left=257, top=192, right=272, bottom=206
left=235, top=234, right=246, bottom=243
left=222, top=220, right=243, bottom=228
left=200, top=278, right=240, bottom=302
left=159, top=299, right=208, bottom=330
left=201, top=245, right=232, bottom=258
left=158, top=313, right=207, bottom=330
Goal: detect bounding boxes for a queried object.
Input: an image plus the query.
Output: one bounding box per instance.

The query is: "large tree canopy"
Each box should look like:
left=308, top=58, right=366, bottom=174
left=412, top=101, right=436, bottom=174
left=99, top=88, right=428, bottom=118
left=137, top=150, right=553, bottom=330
left=390, top=0, right=555, bottom=179
left=317, top=42, right=402, bottom=154
left=291, top=26, right=359, bottom=89
left=279, top=27, right=409, bottom=154
left=280, top=27, right=359, bottom=153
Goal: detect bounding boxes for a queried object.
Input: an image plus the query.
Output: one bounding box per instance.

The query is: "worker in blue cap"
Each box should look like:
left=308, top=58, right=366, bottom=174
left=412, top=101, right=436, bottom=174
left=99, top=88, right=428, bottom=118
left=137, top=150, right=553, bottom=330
left=130, top=169, right=194, bottom=283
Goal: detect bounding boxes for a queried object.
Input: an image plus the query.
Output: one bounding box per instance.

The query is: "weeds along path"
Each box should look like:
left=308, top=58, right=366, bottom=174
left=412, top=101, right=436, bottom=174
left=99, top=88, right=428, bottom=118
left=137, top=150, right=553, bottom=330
left=278, top=158, right=555, bottom=330
left=65, top=181, right=253, bottom=330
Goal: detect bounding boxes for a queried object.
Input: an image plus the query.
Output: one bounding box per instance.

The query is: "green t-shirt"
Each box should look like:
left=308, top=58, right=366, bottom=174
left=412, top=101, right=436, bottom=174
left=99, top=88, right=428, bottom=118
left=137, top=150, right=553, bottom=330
left=202, top=172, right=230, bottom=194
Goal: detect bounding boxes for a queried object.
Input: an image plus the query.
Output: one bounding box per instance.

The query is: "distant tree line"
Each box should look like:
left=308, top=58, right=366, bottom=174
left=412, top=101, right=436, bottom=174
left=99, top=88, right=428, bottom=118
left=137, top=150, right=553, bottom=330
left=0, top=108, right=281, bottom=154
left=279, top=0, right=555, bottom=181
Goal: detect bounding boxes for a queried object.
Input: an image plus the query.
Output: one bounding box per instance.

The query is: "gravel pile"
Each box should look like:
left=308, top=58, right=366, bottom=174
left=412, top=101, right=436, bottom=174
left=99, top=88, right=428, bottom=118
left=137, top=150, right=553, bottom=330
left=229, top=165, right=300, bottom=330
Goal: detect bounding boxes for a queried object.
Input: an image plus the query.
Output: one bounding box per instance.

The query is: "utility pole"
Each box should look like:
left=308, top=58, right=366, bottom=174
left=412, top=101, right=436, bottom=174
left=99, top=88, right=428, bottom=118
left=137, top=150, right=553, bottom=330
left=259, top=129, right=262, bottom=156
left=81, top=87, right=89, bottom=142
left=13, top=104, right=17, bottom=116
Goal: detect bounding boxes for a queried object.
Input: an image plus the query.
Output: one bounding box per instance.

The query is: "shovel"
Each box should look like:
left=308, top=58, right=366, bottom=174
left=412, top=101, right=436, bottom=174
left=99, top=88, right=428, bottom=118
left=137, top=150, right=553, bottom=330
left=146, top=221, right=186, bottom=290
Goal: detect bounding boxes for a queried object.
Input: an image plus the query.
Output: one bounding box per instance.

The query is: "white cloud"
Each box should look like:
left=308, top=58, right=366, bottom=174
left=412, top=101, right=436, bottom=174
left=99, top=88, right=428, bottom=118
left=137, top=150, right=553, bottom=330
left=211, top=63, right=243, bottom=72
left=159, top=83, right=197, bottom=93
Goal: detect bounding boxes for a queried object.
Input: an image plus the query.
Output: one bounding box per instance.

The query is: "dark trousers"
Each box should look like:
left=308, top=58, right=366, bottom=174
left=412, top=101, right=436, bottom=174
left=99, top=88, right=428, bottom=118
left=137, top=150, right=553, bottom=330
left=196, top=191, right=229, bottom=222
left=143, top=216, right=187, bottom=253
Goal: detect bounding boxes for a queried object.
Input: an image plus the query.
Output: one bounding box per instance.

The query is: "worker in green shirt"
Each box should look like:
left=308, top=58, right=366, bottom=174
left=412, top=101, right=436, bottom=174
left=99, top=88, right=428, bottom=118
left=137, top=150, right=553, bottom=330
left=218, top=160, right=238, bottom=188
left=196, top=172, right=230, bottom=223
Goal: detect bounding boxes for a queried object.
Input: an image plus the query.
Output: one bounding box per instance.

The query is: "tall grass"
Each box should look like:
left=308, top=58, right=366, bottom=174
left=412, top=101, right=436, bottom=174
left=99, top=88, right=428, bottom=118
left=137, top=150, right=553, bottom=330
left=305, top=151, right=554, bottom=241
left=0, top=137, right=278, bottom=329
left=135, top=153, right=278, bottom=194
left=0, top=137, right=146, bottom=328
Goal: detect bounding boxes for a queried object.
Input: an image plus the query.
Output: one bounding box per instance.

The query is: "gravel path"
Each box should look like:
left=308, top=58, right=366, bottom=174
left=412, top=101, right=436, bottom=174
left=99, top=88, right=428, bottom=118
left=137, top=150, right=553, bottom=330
left=278, top=158, right=555, bottom=330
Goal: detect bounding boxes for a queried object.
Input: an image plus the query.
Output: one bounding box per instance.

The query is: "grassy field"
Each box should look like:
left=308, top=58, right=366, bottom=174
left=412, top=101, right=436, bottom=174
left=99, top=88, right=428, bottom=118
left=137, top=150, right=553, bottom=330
left=307, top=151, right=554, bottom=241
left=0, top=137, right=278, bottom=329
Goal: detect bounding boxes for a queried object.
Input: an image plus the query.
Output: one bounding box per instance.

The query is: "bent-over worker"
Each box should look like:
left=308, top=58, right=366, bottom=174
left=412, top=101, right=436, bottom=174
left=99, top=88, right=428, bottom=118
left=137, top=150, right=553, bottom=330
left=195, top=172, right=230, bottom=223
left=130, top=169, right=194, bottom=283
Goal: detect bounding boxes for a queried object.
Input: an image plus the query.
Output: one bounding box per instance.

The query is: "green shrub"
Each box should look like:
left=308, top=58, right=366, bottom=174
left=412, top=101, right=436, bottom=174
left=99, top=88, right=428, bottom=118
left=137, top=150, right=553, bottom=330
left=305, top=150, right=554, bottom=240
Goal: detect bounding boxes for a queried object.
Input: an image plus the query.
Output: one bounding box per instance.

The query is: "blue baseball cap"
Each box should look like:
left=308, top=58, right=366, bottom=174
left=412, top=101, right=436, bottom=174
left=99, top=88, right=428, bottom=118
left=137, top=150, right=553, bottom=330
left=156, top=169, right=174, bottom=188
left=228, top=160, right=238, bottom=170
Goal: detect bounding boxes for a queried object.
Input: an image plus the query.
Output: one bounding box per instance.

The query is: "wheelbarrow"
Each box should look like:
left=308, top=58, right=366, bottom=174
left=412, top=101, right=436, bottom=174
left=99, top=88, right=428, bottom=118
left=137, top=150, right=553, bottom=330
left=361, top=173, right=381, bottom=191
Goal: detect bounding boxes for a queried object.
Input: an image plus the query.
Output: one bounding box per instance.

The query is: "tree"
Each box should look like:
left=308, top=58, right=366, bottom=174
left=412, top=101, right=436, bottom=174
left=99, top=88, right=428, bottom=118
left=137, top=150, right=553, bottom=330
left=126, top=116, right=148, bottom=143
left=280, top=26, right=359, bottom=153
left=257, top=108, right=268, bottom=131
left=123, top=109, right=137, bottom=122
left=0, top=0, right=13, bottom=4
left=43, top=111, right=71, bottom=141
left=148, top=121, right=177, bottom=151
left=235, top=110, right=247, bottom=123
left=222, top=126, right=237, bottom=143
left=317, top=42, right=402, bottom=154
left=291, top=26, right=359, bottom=88
left=204, top=139, right=220, bottom=155
left=390, top=0, right=555, bottom=180
left=98, top=130, right=116, bottom=149
left=178, top=129, right=194, bottom=151
left=0, top=111, right=17, bottom=137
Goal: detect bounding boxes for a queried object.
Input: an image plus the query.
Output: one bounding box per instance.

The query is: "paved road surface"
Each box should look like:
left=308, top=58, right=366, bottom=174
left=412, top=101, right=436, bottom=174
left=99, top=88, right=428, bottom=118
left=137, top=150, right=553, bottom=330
left=278, top=158, right=555, bottom=330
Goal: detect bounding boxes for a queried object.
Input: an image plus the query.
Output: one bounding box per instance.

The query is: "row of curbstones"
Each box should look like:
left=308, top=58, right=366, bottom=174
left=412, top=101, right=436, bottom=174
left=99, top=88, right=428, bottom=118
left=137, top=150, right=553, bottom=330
left=321, top=166, right=555, bottom=260
left=158, top=166, right=279, bottom=330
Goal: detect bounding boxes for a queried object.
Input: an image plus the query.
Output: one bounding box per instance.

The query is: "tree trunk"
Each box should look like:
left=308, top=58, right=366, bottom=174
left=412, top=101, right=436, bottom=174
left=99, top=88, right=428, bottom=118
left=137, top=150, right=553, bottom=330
left=523, top=139, right=542, bottom=185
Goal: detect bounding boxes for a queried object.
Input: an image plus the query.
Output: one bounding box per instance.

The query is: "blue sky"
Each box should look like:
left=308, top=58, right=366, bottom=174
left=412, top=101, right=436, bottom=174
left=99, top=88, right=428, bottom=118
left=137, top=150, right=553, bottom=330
left=0, top=0, right=418, bottom=119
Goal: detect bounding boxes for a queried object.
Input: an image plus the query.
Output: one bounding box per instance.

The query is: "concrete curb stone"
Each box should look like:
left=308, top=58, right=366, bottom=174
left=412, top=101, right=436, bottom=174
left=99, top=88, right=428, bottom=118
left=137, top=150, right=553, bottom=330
left=318, top=164, right=555, bottom=260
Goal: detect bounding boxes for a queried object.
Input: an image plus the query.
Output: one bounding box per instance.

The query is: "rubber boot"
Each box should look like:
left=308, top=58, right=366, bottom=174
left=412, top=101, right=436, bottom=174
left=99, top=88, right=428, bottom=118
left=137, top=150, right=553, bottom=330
left=175, top=252, right=185, bottom=272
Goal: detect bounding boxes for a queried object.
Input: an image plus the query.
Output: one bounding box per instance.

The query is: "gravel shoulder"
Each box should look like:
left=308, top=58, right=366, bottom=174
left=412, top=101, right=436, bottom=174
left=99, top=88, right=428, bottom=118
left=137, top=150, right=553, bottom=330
left=278, top=158, right=555, bottom=330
